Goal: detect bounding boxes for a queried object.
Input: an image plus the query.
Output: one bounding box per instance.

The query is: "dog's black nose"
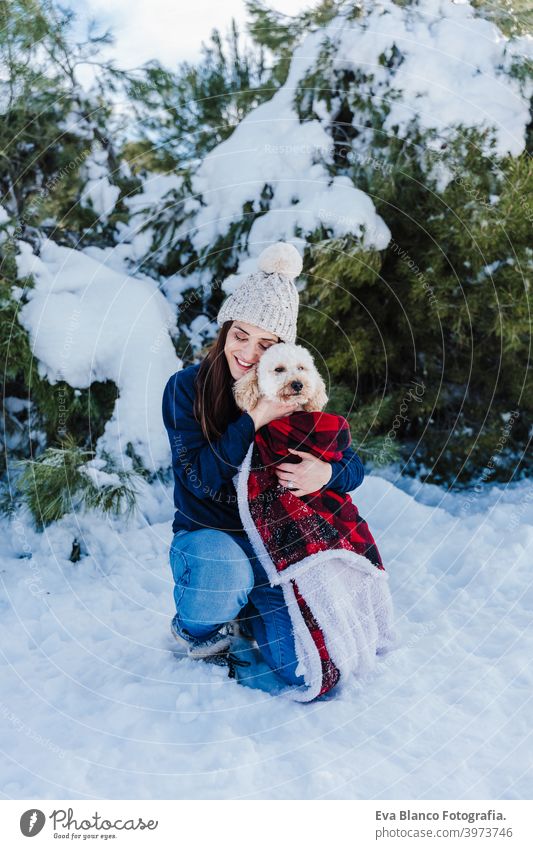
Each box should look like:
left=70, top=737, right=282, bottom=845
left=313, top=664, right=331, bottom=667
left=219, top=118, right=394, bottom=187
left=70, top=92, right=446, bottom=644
left=291, top=380, right=303, bottom=392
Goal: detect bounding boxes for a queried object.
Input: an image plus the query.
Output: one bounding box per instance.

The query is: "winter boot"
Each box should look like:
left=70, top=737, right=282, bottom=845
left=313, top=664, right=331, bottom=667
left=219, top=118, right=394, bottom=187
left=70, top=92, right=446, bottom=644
left=170, top=615, right=232, bottom=659
left=170, top=616, right=251, bottom=679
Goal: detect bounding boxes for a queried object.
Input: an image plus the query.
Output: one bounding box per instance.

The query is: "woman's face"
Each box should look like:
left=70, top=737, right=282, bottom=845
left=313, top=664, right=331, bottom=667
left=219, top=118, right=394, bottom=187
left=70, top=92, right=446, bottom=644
left=224, top=320, right=280, bottom=380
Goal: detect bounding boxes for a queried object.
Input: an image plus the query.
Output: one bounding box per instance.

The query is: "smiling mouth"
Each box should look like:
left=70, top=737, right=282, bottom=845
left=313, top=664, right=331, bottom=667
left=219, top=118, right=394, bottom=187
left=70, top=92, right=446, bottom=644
left=235, top=356, right=255, bottom=370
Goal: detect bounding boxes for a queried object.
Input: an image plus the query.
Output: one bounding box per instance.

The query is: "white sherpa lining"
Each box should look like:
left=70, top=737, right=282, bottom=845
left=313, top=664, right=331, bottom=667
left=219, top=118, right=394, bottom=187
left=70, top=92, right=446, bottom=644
left=234, top=443, right=398, bottom=702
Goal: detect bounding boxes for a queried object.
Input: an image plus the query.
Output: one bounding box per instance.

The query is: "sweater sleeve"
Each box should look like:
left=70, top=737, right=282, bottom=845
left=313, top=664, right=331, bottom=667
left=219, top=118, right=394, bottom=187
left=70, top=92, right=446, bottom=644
left=162, top=371, right=256, bottom=499
left=324, top=443, right=365, bottom=494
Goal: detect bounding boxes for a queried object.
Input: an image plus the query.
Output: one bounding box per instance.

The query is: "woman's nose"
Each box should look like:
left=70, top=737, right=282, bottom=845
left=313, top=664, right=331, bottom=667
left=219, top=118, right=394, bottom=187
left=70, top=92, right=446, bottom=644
left=242, top=344, right=261, bottom=362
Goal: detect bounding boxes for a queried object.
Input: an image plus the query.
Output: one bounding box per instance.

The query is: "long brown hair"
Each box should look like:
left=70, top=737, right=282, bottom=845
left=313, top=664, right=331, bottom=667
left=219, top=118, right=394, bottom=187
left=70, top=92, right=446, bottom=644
left=193, top=320, right=280, bottom=441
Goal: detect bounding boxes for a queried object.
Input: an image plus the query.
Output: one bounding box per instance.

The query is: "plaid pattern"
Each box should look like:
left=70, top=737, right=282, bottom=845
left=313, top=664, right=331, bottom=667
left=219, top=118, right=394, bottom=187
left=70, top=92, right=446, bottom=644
left=249, top=411, right=384, bottom=574
left=291, top=579, right=341, bottom=697
left=244, top=410, right=386, bottom=700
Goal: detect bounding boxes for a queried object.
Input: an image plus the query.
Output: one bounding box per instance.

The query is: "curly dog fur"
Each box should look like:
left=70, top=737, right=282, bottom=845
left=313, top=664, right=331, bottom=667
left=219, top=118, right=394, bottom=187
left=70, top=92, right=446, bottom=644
left=233, top=343, right=328, bottom=413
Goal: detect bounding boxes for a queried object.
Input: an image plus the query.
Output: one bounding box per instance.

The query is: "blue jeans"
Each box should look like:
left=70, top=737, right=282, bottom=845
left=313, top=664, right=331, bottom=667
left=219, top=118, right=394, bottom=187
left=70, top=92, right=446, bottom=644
left=168, top=528, right=305, bottom=687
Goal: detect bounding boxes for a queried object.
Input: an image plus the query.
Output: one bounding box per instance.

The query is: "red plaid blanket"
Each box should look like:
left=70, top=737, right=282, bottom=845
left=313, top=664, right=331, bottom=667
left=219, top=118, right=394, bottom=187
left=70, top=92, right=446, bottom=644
left=234, top=411, right=395, bottom=702
left=248, top=410, right=384, bottom=573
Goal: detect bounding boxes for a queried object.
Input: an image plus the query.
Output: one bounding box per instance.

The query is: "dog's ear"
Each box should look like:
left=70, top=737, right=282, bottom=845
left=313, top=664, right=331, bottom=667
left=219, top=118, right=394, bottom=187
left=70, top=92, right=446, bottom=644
left=233, top=367, right=261, bottom=412
left=304, top=373, right=329, bottom=412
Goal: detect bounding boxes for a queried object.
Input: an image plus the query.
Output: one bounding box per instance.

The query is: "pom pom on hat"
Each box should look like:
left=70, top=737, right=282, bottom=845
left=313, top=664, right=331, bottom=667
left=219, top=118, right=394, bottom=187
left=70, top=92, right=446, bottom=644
left=257, top=242, right=303, bottom=279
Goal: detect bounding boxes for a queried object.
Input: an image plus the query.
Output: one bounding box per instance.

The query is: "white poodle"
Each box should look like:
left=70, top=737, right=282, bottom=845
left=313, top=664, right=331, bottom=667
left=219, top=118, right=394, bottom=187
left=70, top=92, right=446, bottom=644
left=233, top=342, right=328, bottom=414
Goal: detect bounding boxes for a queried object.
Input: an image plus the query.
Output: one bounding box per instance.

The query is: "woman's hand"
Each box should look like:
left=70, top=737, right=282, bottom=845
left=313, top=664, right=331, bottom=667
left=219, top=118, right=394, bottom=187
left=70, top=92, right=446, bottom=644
left=274, top=448, right=332, bottom=497
left=249, top=396, right=302, bottom=430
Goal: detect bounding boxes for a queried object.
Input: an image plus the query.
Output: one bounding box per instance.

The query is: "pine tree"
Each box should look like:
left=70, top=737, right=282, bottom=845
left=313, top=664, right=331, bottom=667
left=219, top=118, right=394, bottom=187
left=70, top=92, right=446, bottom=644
left=0, top=0, right=141, bottom=248
left=245, top=0, right=342, bottom=88
left=300, top=130, right=532, bottom=485
left=0, top=0, right=143, bottom=521
left=123, top=0, right=346, bottom=285
left=147, top=0, right=532, bottom=487
left=2, top=0, right=531, bottom=533
left=123, top=19, right=274, bottom=173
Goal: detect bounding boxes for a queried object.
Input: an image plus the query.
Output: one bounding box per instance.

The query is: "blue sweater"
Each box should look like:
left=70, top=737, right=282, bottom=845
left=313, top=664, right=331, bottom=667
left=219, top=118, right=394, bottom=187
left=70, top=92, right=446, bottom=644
left=162, top=361, right=365, bottom=534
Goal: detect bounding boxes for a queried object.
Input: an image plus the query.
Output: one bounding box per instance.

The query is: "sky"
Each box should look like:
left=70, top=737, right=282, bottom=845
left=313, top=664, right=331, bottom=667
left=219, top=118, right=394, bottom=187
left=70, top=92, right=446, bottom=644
left=69, top=0, right=312, bottom=71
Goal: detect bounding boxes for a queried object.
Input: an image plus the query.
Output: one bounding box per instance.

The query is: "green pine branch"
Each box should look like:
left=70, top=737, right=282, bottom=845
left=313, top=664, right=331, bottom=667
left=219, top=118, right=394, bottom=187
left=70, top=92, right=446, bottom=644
left=7, top=435, right=144, bottom=529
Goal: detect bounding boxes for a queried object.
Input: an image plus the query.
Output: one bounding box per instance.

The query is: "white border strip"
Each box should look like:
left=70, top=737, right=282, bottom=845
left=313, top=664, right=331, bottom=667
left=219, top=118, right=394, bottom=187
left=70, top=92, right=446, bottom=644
left=234, top=445, right=324, bottom=700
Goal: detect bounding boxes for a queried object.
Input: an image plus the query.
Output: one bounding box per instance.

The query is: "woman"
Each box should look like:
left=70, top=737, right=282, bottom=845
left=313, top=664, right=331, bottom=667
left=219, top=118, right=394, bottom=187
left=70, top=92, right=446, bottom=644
left=162, top=243, right=365, bottom=690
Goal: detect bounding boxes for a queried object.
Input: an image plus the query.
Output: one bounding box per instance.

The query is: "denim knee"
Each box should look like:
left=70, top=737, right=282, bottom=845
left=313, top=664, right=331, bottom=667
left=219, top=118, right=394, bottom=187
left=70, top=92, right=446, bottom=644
left=171, top=530, right=254, bottom=588
left=169, top=529, right=255, bottom=637
left=188, top=529, right=254, bottom=590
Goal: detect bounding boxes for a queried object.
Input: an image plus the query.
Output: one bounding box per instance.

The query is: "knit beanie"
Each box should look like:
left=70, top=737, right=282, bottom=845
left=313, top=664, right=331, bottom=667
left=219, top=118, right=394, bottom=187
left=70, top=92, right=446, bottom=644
left=216, top=242, right=302, bottom=344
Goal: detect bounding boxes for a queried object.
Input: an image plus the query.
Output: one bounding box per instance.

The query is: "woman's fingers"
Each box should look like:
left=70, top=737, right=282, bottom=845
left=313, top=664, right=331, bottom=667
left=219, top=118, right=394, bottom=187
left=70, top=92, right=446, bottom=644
left=275, top=462, right=295, bottom=473
left=276, top=473, right=302, bottom=489
left=275, top=467, right=305, bottom=494
left=275, top=471, right=294, bottom=484
left=275, top=469, right=299, bottom=486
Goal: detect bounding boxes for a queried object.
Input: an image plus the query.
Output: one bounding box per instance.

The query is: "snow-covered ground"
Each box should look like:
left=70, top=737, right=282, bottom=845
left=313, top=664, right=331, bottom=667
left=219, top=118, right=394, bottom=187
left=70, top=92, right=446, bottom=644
left=1, top=472, right=531, bottom=799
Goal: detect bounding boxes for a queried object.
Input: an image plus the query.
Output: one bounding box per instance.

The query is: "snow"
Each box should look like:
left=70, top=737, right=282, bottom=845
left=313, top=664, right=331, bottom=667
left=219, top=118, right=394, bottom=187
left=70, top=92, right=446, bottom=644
left=83, top=171, right=193, bottom=300
left=0, top=473, right=531, bottom=799
left=142, top=0, right=532, bottom=284
left=187, top=26, right=391, bottom=265
left=113, top=171, right=185, bottom=273
left=81, top=147, right=121, bottom=219
left=325, top=0, right=532, bottom=188
left=80, top=458, right=123, bottom=489
left=57, top=107, right=95, bottom=141
left=183, top=314, right=219, bottom=349
left=14, top=239, right=181, bottom=471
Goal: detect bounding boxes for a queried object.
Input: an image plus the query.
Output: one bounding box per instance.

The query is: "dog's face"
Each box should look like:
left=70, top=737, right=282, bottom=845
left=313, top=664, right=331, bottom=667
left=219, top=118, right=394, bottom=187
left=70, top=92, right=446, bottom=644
left=258, top=343, right=318, bottom=402
left=233, top=342, right=329, bottom=413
